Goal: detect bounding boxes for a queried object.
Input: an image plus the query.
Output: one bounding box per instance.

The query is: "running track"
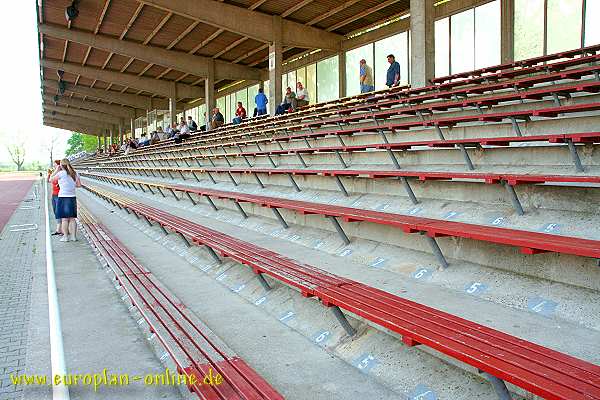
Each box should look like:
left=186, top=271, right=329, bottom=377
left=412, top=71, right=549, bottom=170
left=0, top=174, right=38, bottom=233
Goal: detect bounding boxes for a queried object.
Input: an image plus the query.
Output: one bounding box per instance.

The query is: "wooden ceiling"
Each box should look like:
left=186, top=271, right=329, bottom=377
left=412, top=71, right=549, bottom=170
left=39, top=0, right=409, bottom=112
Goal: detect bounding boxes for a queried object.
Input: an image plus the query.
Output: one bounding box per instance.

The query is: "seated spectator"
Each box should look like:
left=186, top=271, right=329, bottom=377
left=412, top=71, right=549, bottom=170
left=296, top=82, right=309, bottom=108
left=210, top=108, right=224, bottom=129
left=150, top=130, right=161, bottom=145
left=254, top=88, right=268, bottom=116
left=232, top=102, right=247, bottom=124
left=156, top=126, right=167, bottom=141
left=275, top=87, right=295, bottom=115
left=119, top=142, right=127, bottom=152
left=165, top=122, right=179, bottom=138
left=173, top=121, right=191, bottom=144
left=138, top=133, right=150, bottom=147
left=187, top=116, right=198, bottom=131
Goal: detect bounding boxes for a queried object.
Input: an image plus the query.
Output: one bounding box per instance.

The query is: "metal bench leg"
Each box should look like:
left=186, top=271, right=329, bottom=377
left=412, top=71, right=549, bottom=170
left=331, top=306, right=356, bottom=336
left=337, top=135, right=346, bottom=147
left=423, top=234, right=449, bottom=269
left=234, top=201, right=248, bottom=218
left=178, top=232, right=191, bottom=247
left=334, top=150, right=348, bottom=169
left=267, top=154, right=277, bottom=168
left=253, top=173, right=265, bottom=188
left=191, top=171, right=201, bottom=182
left=168, top=188, right=180, bottom=201
left=256, top=273, right=272, bottom=291
left=378, top=129, right=390, bottom=144
left=146, top=185, right=155, bottom=194
left=137, top=183, right=146, bottom=192
left=185, top=192, right=196, bottom=205
left=399, top=177, right=419, bottom=204
left=566, top=139, right=585, bottom=172
left=158, top=224, right=169, bottom=236
left=156, top=187, right=167, bottom=198
left=503, top=182, right=524, bottom=216
left=241, top=155, right=252, bottom=167
left=227, top=172, right=238, bottom=186
left=334, top=176, right=349, bottom=197
left=303, top=138, right=312, bottom=148
left=178, top=170, right=186, bottom=181
left=552, top=93, right=561, bottom=107
left=328, top=216, right=350, bottom=245
left=272, top=208, right=288, bottom=229
left=166, top=170, right=175, bottom=179
left=287, top=174, right=301, bottom=192
left=457, top=144, right=475, bottom=170
left=206, top=171, right=217, bottom=184
left=276, top=141, right=284, bottom=150
left=480, top=372, right=513, bottom=400
left=296, top=153, right=308, bottom=167
left=205, top=245, right=222, bottom=264
left=387, top=149, right=401, bottom=169
left=509, top=117, right=523, bottom=137
left=207, top=157, right=216, bottom=167
left=434, top=125, right=446, bottom=140
left=158, top=170, right=165, bottom=178
left=222, top=155, right=232, bottom=167
left=204, top=195, right=218, bottom=211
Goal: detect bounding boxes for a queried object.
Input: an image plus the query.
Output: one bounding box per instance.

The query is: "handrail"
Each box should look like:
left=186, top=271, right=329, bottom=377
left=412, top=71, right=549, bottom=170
left=43, top=177, right=70, bottom=400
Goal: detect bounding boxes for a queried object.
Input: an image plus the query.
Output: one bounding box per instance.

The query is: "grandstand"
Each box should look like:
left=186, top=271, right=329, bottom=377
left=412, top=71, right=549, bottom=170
left=2, top=0, right=597, bottom=399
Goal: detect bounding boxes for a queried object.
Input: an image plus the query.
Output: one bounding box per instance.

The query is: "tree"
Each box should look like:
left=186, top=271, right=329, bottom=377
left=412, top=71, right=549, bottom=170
left=43, top=131, right=60, bottom=166
left=6, top=142, right=25, bottom=171
left=65, top=132, right=97, bottom=156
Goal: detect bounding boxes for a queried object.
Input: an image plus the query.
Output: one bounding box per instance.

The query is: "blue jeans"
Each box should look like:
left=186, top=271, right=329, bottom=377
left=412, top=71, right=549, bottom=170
left=256, top=108, right=267, bottom=116
left=361, top=84, right=375, bottom=93
left=232, top=117, right=242, bottom=124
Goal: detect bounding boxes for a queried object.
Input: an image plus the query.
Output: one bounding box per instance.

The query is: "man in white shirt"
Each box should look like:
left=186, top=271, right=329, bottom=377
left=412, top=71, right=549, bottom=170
left=296, top=82, right=309, bottom=108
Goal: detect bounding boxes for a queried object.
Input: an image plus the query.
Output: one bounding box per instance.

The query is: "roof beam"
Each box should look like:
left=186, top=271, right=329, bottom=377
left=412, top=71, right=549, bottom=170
left=42, top=59, right=203, bottom=99
left=43, top=104, right=122, bottom=125
left=43, top=111, right=114, bottom=130
left=44, top=119, right=107, bottom=136
left=40, top=24, right=264, bottom=81
left=42, top=93, right=135, bottom=119
left=138, top=0, right=343, bottom=50
left=43, top=79, right=168, bottom=110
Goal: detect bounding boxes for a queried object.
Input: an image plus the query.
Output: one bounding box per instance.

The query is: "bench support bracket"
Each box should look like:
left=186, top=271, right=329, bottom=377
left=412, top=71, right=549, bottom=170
left=328, top=216, right=350, bottom=245
left=205, top=245, right=222, bottom=264
left=480, top=372, right=513, bottom=400
left=508, top=117, right=523, bottom=137
left=272, top=208, right=288, bottom=229
left=253, top=173, right=265, bottom=188
left=434, top=125, right=446, bottom=140
left=156, top=187, right=166, bottom=198
left=503, top=182, right=525, bottom=216
left=287, top=174, right=301, bottom=192
left=168, top=188, right=180, bottom=201
left=234, top=201, right=248, bottom=219
left=335, top=150, right=348, bottom=169
left=185, top=192, right=197, bottom=205
left=204, top=195, right=218, bottom=211
left=256, top=273, right=272, bottom=291
left=399, top=177, right=419, bottom=204
left=457, top=144, right=475, bottom=170
left=566, top=139, right=585, bottom=172
left=178, top=232, right=191, bottom=248
left=334, top=176, right=349, bottom=197
left=331, top=306, right=356, bottom=336
left=423, top=234, right=449, bottom=269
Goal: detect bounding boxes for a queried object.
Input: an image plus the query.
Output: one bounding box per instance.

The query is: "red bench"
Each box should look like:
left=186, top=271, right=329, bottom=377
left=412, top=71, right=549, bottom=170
left=78, top=207, right=283, bottom=400
left=82, top=174, right=600, bottom=265
left=83, top=184, right=600, bottom=400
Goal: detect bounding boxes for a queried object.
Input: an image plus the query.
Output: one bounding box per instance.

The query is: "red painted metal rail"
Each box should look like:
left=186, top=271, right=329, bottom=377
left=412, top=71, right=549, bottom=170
left=83, top=184, right=600, bottom=400
left=78, top=206, right=284, bottom=400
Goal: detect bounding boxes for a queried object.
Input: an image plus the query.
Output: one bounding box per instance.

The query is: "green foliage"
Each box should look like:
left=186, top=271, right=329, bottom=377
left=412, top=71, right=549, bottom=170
left=65, top=132, right=97, bottom=156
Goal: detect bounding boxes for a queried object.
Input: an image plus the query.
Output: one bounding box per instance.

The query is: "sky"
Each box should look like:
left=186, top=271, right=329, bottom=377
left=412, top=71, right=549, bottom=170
left=0, top=1, right=70, bottom=167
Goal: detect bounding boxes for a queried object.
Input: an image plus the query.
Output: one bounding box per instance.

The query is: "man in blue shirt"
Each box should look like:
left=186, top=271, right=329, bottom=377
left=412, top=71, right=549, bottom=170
left=386, top=54, right=401, bottom=88
left=255, top=88, right=268, bottom=116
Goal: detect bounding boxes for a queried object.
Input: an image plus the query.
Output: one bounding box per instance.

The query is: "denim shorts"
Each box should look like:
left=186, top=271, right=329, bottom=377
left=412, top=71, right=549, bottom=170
left=51, top=195, right=60, bottom=219
left=56, top=197, right=77, bottom=219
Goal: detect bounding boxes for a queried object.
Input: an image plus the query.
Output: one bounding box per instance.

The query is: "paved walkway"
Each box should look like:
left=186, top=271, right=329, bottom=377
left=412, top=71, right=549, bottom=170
left=0, top=178, right=42, bottom=400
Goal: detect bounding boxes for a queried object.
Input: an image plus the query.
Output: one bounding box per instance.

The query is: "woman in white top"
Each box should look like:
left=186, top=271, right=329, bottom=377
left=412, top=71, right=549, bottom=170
left=50, top=158, right=81, bottom=242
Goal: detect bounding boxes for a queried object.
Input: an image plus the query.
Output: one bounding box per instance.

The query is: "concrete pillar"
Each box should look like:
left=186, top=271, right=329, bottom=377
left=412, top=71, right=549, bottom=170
left=97, top=135, right=101, bottom=150
left=501, top=0, right=515, bottom=64
left=103, top=131, right=108, bottom=151
left=410, top=0, right=435, bottom=88
left=119, top=119, right=124, bottom=144
left=268, top=15, right=283, bottom=115
left=205, top=59, right=216, bottom=131
left=130, top=118, right=135, bottom=139
left=338, top=51, right=347, bottom=99
left=168, top=98, right=177, bottom=126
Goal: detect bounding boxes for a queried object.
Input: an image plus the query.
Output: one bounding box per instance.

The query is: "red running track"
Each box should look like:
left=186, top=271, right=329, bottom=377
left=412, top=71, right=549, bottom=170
left=0, top=174, right=37, bottom=233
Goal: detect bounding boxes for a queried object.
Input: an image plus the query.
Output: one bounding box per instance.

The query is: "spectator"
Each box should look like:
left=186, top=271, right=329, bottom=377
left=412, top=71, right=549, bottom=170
left=156, top=126, right=167, bottom=141
left=138, top=133, right=150, bottom=147
left=232, top=102, right=247, bottom=124
left=173, top=121, right=191, bottom=144
left=50, top=158, right=81, bottom=242
left=187, top=116, right=198, bottom=131
left=48, top=160, right=62, bottom=236
left=386, top=54, right=401, bottom=88
left=120, top=142, right=127, bottom=152
left=296, top=82, right=309, bottom=108
left=275, top=87, right=296, bottom=115
left=255, top=88, right=268, bottom=116
left=210, top=108, right=224, bottom=129
left=150, top=130, right=161, bottom=145
left=360, top=59, right=375, bottom=93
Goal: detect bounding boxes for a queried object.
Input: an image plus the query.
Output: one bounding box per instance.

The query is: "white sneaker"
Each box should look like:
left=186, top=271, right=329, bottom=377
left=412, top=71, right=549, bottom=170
left=59, top=236, right=69, bottom=242
left=69, top=235, right=78, bottom=242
